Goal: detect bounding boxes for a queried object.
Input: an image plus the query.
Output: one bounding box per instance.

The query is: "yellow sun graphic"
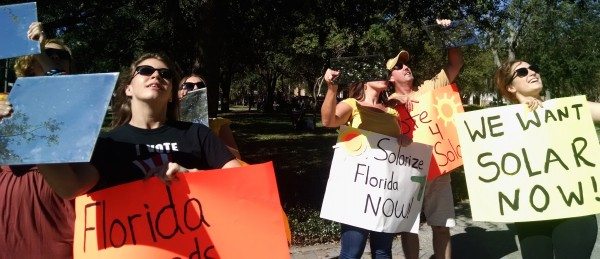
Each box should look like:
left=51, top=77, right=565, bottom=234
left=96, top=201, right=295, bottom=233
left=337, top=128, right=369, bottom=156
left=432, top=93, right=461, bottom=127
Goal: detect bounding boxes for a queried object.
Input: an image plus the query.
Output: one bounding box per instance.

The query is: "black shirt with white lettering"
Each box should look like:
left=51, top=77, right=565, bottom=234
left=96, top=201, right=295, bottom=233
left=90, top=121, right=235, bottom=192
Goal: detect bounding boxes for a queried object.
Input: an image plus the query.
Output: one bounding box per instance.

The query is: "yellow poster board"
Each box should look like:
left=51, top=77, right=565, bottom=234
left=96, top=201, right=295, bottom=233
left=397, top=84, right=464, bottom=180
left=73, top=162, right=290, bottom=258
left=455, top=96, right=600, bottom=222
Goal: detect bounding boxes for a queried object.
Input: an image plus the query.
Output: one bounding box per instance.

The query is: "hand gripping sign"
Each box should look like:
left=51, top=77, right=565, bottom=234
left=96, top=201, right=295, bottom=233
left=320, top=126, right=432, bottom=233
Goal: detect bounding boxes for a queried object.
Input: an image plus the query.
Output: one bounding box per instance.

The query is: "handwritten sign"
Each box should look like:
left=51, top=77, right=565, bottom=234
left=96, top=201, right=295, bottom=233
left=74, top=162, right=290, bottom=259
left=455, top=96, right=600, bottom=222
left=398, top=84, right=464, bottom=180
left=0, top=2, right=39, bottom=59
left=320, top=126, right=432, bottom=233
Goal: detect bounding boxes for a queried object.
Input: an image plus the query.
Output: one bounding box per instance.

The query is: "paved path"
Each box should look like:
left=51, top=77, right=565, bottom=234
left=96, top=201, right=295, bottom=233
left=291, top=202, right=600, bottom=258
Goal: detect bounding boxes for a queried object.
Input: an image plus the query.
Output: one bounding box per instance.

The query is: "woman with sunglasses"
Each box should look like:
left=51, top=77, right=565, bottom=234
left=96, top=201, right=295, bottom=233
left=26, top=22, right=73, bottom=75
left=495, top=60, right=600, bottom=259
left=178, top=69, right=243, bottom=160
left=178, top=73, right=207, bottom=100
left=321, top=68, right=405, bottom=259
left=0, top=22, right=75, bottom=259
left=37, top=53, right=241, bottom=199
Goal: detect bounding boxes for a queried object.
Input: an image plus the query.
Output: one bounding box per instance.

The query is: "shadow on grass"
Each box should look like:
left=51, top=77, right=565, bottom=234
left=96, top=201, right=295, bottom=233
left=224, top=110, right=342, bottom=244
left=225, top=111, right=337, bottom=209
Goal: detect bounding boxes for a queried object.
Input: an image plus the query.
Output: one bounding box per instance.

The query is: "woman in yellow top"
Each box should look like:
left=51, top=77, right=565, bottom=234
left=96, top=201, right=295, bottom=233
left=321, top=68, right=403, bottom=258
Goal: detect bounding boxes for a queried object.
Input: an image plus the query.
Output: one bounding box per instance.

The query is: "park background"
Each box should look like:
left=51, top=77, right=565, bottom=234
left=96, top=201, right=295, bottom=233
left=1, top=0, right=600, bottom=246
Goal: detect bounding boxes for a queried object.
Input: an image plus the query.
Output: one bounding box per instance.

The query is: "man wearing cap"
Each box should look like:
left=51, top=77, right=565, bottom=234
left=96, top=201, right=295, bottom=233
left=386, top=19, right=464, bottom=259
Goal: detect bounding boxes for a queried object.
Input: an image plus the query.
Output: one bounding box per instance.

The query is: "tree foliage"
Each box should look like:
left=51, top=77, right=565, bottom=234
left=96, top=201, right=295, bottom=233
left=4, top=0, right=600, bottom=110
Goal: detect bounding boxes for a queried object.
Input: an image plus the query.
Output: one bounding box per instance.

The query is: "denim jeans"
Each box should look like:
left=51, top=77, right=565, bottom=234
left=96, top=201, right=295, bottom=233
left=339, top=224, right=395, bottom=259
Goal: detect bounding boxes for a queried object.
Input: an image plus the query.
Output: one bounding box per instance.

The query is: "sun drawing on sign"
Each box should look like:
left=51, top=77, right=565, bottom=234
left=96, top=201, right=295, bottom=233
left=432, top=93, right=461, bottom=127
left=337, top=128, right=369, bottom=156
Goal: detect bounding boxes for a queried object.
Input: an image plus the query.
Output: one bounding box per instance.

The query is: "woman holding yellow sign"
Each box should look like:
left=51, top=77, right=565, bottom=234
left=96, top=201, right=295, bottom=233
left=321, top=68, right=408, bottom=258
left=495, top=60, right=600, bottom=259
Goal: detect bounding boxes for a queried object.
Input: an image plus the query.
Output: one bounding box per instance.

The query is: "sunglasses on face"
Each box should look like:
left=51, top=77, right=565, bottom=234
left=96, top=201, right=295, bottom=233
left=134, top=65, right=174, bottom=80
left=393, top=63, right=406, bottom=70
left=511, top=65, right=540, bottom=80
left=44, top=48, right=71, bottom=60
left=181, top=82, right=206, bottom=91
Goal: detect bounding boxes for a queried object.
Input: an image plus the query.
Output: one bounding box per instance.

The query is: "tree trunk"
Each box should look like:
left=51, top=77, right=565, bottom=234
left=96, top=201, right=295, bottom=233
left=198, top=0, right=223, bottom=118
left=220, top=69, right=233, bottom=112
left=263, top=73, right=278, bottom=113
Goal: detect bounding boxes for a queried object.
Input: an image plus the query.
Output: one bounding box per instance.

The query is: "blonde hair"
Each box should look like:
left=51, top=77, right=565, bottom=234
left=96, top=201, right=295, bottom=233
left=347, top=81, right=389, bottom=104
left=13, top=55, right=39, bottom=77
left=14, top=38, right=74, bottom=77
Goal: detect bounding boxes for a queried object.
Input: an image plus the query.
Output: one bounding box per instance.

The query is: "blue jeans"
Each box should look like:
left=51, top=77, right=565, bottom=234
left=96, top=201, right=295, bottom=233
left=339, top=224, right=395, bottom=259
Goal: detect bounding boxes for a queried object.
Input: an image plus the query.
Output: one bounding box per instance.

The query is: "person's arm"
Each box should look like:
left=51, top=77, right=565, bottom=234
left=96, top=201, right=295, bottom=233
left=388, top=92, right=419, bottom=112
left=27, top=22, right=54, bottom=73
left=589, top=101, right=600, bottom=122
left=436, top=19, right=464, bottom=83
left=445, top=47, right=464, bottom=83
left=320, top=69, right=352, bottom=127
left=37, top=163, right=99, bottom=200
left=27, top=22, right=61, bottom=73
left=222, top=159, right=242, bottom=168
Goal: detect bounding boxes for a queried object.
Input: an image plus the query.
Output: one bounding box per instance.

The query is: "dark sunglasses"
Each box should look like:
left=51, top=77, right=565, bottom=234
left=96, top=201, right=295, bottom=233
left=134, top=65, right=174, bottom=80
left=181, top=82, right=206, bottom=91
left=392, top=62, right=406, bottom=70
left=44, top=48, right=71, bottom=60
left=511, top=65, right=539, bottom=80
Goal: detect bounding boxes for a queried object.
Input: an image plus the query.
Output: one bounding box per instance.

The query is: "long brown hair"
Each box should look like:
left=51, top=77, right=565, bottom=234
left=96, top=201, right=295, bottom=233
left=495, top=60, right=523, bottom=104
left=347, top=82, right=389, bottom=105
left=111, top=53, right=181, bottom=128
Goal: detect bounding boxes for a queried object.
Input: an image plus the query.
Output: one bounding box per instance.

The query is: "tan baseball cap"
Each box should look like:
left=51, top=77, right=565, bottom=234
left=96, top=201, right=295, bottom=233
left=386, top=50, right=410, bottom=70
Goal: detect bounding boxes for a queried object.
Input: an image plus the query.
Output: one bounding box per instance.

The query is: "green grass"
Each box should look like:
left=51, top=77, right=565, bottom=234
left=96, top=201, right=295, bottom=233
left=224, top=110, right=338, bottom=209
left=223, top=109, right=341, bottom=245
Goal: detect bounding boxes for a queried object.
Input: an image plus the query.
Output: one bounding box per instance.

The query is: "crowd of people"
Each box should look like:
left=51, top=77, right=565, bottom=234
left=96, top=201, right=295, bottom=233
left=318, top=19, right=600, bottom=259
left=0, top=17, right=599, bottom=259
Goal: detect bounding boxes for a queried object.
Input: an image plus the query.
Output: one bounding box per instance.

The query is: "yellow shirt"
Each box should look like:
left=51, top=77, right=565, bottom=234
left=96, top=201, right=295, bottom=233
left=416, top=69, right=450, bottom=94
left=341, top=98, right=400, bottom=138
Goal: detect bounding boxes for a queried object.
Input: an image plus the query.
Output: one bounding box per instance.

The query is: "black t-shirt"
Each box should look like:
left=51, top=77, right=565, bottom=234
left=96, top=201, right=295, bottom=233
left=90, top=121, right=235, bottom=192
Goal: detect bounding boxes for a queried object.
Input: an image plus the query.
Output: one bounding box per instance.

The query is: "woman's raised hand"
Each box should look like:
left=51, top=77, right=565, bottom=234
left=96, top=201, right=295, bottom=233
left=27, top=22, right=46, bottom=42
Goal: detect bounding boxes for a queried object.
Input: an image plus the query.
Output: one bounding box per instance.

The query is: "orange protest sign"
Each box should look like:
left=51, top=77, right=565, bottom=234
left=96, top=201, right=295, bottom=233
left=397, top=84, right=464, bottom=180
left=74, top=162, right=290, bottom=259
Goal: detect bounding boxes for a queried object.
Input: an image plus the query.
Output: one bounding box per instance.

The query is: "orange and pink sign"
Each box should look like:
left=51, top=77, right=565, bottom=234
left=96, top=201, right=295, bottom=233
left=74, top=162, right=290, bottom=259
left=397, top=84, right=464, bottom=180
